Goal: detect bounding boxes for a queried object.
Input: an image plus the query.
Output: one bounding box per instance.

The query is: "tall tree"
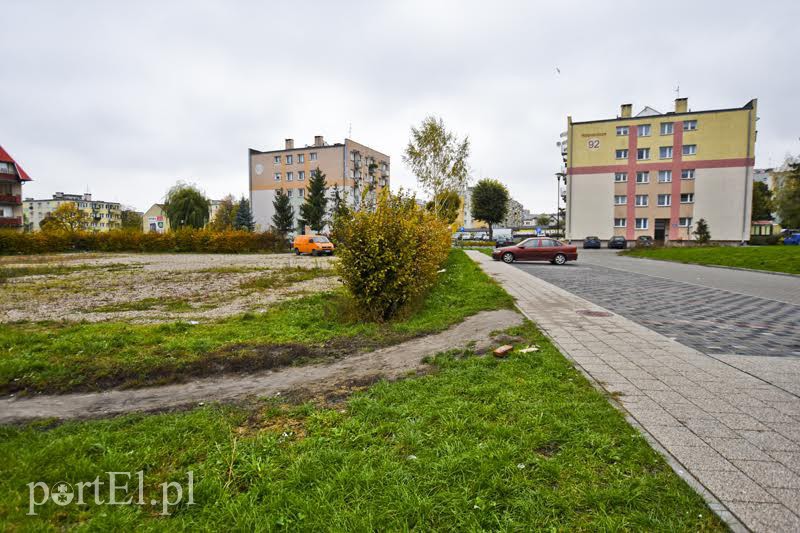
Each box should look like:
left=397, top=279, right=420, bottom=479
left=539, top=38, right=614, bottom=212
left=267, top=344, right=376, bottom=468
left=164, top=182, right=209, bottom=229
left=209, top=195, right=237, bottom=231
left=693, top=218, right=711, bottom=244
left=471, top=179, right=509, bottom=239
left=234, top=197, right=255, bottom=232
left=535, top=214, right=552, bottom=228
left=271, top=189, right=295, bottom=236
left=300, top=168, right=328, bottom=233
left=331, top=184, right=351, bottom=221
left=403, top=116, right=470, bottom=218
left=40, top=203, right=89, bottom=232
left=425, top=189, right=461, bottom=224
left=751, top=181, right=774, bottom=221
left=120, top=208, right=143, bottom=231
left=775, top=159, right=800, bottom=228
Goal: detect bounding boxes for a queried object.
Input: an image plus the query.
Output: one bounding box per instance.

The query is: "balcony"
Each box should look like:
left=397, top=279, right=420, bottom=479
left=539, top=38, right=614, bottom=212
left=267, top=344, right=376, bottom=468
left=0, top=194, right=21, bottom=204
left=0, top=216, right=22, bottom=227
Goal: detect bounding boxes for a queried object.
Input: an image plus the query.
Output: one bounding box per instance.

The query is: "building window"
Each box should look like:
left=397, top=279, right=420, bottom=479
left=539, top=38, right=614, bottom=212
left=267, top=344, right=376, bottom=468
left=286, top=155, right=293, bottom=164
left=298, top=188, right=304, bottom=198
left=298, top=171, right=305, bottom=180
left=684, top=120, right=698, bottom=131
left=310, top=152, right=318, bottom=161
left=679, top=217, right=693, bottom=227
left=680, top=193, right=695, bottom=203
left=661, top=122, right=674, bottom=135
left=657, top=194, right=671, bottom=206
left=273, top=156, right=281, bottom=164
left=635, top=194, right=648, bottom=207
left=637, top=148, right=650, bottom=160
left=635, top=218, right=648, bottom=230
left=637, top=124, right=651, bottom=137
left=616, top=126, right=629, bottom=136
left=287, top=189, right=293, bottom=198
left=614, top=172, right=628, bottom=182
left=616, top=149, right=628, bottom=159
left=681, top=169, right=695, bottom=180
left=659, top=146, right=673, bottom=159
left=636, top=171, right=650, bottom=183
left=614, top=218, right=627, bottom=228
left=614, top=195, right=627, bottom=205
left=298, top=154, right=305, bottom=163
left=658, top=170, right=672, bottom=182
left=682, top=144, right=697, bottom=156
left=274, top=173, right=281, bottom=181
left=287, top=172, right=294, bottom=181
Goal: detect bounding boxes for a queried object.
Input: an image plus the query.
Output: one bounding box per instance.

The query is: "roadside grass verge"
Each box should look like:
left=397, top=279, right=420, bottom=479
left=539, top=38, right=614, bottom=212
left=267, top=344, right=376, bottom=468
left=0, top=321, right=722, bottom=531
left=0, top=250, right=513, bottom=394
left=621, top=245, right=800, bottom=275
left=89, top=298, right=195, bottom=313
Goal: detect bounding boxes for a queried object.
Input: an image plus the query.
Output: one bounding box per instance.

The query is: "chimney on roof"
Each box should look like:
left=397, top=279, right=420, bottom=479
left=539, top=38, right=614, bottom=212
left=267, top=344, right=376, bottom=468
left=620, top=104, right=632, bottom=118
left=83, top=193, right=92, bottom=201
left=675, top=98, right=688, bottom=113
left=314, top=135, right=324, bottom=147
left=285, top=138, right=294, bottom=150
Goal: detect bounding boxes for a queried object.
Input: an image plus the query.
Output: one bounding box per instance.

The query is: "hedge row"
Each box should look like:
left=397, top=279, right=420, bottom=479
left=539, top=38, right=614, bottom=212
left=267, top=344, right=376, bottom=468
left=0, top=229, right=287, bottom=255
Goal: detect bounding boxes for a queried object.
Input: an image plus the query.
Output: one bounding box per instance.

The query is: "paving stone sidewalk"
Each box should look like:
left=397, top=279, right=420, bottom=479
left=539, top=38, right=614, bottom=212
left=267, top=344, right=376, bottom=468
left=467, top=251, right=800, bottom=533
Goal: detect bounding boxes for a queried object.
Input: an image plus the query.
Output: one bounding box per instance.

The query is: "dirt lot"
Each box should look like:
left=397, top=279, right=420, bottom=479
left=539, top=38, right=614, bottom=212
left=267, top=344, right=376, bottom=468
left=0, top=253, right=339, bottom=323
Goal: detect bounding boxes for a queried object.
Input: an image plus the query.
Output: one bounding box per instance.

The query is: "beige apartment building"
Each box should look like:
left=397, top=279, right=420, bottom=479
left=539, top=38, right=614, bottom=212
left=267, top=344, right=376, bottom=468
left=0, top=145, right=31, bottom=232
left=24, top=192, right=122, bottom=232
left=562, top=98, right=757, bottom=244
left=249, top=136, right=390, bottom=232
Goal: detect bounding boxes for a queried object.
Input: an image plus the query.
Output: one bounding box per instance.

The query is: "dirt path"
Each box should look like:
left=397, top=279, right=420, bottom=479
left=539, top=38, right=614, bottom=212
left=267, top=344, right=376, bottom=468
left=0, top=309, right=522, bottom=424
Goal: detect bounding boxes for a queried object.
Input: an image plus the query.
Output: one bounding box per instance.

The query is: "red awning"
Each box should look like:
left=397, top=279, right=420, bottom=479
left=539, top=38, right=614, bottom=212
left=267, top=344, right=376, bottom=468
left=0, top=145, right=32, bottom=181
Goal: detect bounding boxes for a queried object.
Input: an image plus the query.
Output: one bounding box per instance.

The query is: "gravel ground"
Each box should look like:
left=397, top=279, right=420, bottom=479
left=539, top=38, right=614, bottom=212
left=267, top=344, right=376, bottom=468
left=0, top=253, right=338, bottom=323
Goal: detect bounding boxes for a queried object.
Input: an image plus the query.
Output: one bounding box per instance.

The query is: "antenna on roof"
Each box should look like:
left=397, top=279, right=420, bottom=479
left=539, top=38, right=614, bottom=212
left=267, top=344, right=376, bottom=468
left=674, top=83, right=680, bottom=99
left=348, top=122, right=352, bottom=139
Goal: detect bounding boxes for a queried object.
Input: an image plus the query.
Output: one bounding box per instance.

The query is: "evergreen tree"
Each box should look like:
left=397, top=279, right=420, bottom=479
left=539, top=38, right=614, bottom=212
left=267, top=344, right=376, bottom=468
left=271, top=189, right=295, bottom=236
left=234, top=197, right=255, bottom=232
left=299, top=168, right=328, bottom=233
left=693, top=218, right=711, bottom=244
left=331, top=185, right=350, bottom=220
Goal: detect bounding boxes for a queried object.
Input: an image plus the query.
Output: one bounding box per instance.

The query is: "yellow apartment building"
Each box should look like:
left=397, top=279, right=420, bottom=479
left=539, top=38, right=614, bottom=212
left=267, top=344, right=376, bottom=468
left=24, top=192, right=122, bottom=232
left=563, top=98, right=757, bottom=244
left=249, top=135, right=390, bottom=232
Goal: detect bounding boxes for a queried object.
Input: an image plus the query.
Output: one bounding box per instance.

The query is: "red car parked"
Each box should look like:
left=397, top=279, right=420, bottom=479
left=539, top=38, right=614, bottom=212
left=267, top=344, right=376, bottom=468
left=491, top=237, right=578, bottom=265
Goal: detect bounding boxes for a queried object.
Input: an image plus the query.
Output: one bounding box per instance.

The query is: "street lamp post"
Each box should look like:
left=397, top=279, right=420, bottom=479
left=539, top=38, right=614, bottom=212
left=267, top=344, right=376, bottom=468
left=555, top=172, right=566, bottom=240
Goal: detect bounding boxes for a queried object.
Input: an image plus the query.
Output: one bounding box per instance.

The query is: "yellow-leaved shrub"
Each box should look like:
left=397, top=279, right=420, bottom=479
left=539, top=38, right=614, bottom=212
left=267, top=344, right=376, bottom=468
left=331, top=190, right=451, bottom=321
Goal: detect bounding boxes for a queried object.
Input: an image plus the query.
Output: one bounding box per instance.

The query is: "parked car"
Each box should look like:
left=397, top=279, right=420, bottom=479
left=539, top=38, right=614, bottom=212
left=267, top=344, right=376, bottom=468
left=584, top=236, right=601, bottom=249
left=784, top=232, right=800, bottom=245
left=636, top=236, right=654, bottom=248
left=608, top=236, right=627, bottom=249
left=293, top=234, right=335, bottom=256
left=492, top=238, right=578, bottom=265
left=495, top=238, right=517, bottom=248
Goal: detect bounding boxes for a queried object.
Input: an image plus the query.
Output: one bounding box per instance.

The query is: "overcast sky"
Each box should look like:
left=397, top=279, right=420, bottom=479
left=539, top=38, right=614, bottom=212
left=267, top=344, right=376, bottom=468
left=2, top=0, right=799, bottom=213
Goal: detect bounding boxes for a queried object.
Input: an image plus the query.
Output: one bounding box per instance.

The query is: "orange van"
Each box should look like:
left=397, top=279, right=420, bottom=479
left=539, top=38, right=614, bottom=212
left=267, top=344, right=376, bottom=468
left=293, top=235, right=335, bottom=256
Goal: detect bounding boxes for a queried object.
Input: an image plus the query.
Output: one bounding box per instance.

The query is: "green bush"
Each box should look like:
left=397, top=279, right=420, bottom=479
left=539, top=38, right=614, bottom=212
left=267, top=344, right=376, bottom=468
left=0, top=228, right=286, bottom=255
left=332, top=191, right=451, bottom=321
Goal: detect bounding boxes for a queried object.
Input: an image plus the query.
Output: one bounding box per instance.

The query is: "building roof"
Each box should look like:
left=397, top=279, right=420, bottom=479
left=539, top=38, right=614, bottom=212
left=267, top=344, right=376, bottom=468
left=571, top=99, right=756, bottom=126
left=0, top=145, right=32, bottom=181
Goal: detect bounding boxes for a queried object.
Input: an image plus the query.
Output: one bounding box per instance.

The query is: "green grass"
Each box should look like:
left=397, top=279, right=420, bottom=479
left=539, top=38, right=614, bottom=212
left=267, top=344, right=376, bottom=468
left=0, top=321, right=723, bottom=531
left=90, top=298, right=194, bottom=313
left=621, top=245, right=800, bottom=275
left=0, top=251, right=513, bottom=394
left=240, top=266, right=336, bottom=290
left=0, top=264, right=96, bottom=282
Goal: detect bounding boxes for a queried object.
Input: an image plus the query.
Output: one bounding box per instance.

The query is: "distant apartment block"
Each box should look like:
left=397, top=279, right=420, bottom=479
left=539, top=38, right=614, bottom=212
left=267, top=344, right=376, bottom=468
left=563, top=98, right=757, bottom=244
left=0, top=145, right=31, bottom=231
left=249, top=136, right=390, bottom=232
left=24, top=192, right=121, bottom=232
